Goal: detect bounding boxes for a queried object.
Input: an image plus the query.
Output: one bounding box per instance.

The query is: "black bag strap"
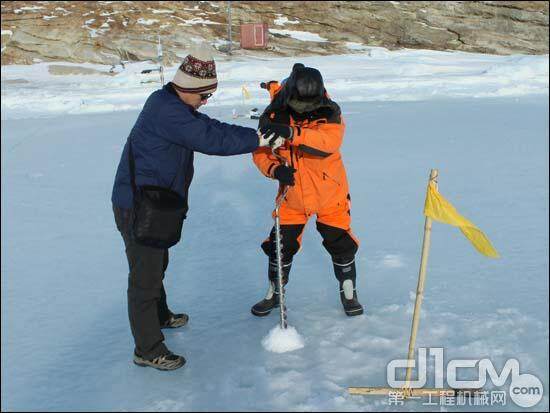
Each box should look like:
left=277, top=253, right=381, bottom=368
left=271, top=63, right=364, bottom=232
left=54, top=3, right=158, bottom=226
left=127, top=138, right=183, bottom=193
left=128, top=139, right=138, bottom=196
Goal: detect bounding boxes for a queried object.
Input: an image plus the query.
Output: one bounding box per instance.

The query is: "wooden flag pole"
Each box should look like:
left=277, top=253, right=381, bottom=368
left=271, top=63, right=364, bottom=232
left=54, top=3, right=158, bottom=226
left=347, top=387, right=473, bottom=397
left=403, top=168, right=438, bottom=389
left=348, top=169, right=478, bottom=399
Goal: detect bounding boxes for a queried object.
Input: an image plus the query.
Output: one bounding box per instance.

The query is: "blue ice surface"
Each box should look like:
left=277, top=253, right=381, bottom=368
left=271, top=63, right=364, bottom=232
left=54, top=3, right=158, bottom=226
left=1, top=97, right=548, bottom=411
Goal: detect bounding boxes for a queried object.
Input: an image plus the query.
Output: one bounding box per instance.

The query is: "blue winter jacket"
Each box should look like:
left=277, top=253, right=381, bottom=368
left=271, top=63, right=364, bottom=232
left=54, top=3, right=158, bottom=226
left=111, top=83, right=259, bottom=210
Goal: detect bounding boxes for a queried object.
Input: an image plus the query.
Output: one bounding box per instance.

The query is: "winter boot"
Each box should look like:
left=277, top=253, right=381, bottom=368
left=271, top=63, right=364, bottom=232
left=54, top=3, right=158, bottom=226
left=251, top=281, right=280, bottom=316
left=133, top=351, right=186, bottom=371
left=160, top=312, right=189, bottom=329
left=251, top=260, right=291, bottom=317
left=333, top=259, right=364, bottom=316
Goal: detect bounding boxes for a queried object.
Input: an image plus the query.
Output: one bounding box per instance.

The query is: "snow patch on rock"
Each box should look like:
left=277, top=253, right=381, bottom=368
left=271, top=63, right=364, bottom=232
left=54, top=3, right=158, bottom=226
left=274, top=14, right=300, bottom=26
left=151, top=9, right=174, bottom=14
left=137, top=18, right=159, bottom=26
left=269, top=29, right=328, bottom=42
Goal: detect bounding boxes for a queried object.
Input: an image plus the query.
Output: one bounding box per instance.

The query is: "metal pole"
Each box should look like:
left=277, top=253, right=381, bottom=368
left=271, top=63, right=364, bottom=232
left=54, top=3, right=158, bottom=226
left=157, top=34, right=164, bottom=86
left=404, top=169, right=439, bottom=390
left=227, top=1, right=232, bottom=56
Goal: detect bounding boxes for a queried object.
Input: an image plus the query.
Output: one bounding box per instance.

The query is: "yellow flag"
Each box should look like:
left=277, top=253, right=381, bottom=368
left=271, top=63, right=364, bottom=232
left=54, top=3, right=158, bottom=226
left=242, top=85, right=251, bottom=99
left=424, top=182, right=499, bottom=258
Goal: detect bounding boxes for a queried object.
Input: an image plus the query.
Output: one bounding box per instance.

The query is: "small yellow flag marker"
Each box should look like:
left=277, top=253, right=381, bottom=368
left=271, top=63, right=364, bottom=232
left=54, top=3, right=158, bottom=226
left=348, top=169, right=494, bottom=399
left=242, top=85, right=251, bottom=100
left=424, top=181, right=499, bottom=258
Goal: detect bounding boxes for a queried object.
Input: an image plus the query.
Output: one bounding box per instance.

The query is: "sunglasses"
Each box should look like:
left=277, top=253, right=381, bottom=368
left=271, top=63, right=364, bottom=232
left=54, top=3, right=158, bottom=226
left=200, top=93, right=213, bottom=101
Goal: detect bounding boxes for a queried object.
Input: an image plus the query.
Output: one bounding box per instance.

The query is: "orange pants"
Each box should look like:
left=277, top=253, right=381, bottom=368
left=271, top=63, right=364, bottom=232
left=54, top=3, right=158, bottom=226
left=262, top=199, right=359, bottom=264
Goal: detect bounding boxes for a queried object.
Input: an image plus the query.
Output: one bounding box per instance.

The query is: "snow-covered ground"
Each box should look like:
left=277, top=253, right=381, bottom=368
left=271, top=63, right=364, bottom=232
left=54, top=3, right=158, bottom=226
left=1, top=48, right=549, bottom=411
left=1, top=47, right=548, bottom=120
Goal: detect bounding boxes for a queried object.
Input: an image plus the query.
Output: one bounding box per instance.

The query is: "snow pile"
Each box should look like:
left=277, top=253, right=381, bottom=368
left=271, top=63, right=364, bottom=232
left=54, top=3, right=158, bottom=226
left=262, top=325, right=305, bottom=353
left=1, top=48, right=547, bottom=120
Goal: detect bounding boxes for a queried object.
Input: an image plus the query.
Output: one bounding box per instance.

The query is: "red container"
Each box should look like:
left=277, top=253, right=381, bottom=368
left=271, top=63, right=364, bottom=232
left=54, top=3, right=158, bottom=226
left=240, top=23, right=268, bottom=49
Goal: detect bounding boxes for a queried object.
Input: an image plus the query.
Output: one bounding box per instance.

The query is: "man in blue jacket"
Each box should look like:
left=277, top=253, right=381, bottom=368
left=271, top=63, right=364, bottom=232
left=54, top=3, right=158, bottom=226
left=112, top=47, right=281, bottom=370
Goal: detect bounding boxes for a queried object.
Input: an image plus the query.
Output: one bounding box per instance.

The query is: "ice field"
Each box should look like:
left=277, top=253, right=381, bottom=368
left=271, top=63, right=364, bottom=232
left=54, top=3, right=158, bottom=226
left=2, top=49, right=549, bottom=411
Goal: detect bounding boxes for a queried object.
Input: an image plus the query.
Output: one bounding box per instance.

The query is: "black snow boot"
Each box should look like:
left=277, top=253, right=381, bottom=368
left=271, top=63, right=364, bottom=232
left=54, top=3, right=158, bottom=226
left=251, top=260, right=291, bottom=317
left=333, top=259, right=364, bottom=316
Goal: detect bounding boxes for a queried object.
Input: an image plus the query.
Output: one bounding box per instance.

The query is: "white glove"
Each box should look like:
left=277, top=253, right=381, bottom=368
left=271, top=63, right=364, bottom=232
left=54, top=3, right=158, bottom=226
left=258, top=131, right=285, bottom=150
left=270, top=136, right=285, bottom=150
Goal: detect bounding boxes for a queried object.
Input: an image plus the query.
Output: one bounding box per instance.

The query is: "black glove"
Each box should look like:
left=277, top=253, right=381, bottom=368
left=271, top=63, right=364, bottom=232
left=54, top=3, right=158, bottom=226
left=273, top=165, right=297, bottom=186
left=259, top=123, right=294, bottom=140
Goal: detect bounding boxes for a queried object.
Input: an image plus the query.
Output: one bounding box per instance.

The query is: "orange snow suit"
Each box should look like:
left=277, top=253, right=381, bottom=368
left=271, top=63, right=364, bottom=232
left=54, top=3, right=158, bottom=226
left=254, top=81, right=359, bottom=263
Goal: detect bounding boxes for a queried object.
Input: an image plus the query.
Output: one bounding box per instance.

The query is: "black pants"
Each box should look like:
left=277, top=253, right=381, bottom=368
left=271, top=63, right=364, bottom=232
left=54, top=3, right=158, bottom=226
left=261, top=222, right=358, bottom=264
left=114, top=206, right=172, bottom=360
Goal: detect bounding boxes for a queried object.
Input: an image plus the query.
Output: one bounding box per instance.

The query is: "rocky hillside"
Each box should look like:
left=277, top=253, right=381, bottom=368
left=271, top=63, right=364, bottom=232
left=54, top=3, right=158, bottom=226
left=1, top=1, right=548, bottom=66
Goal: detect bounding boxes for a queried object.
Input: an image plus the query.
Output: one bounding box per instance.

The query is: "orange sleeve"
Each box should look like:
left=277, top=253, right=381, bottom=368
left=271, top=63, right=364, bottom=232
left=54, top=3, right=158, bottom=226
left=290, top=117, right=346, bottom=155
left=267, top=81, right=281, bottom=100
left=253, top=147, right=279, bottom=178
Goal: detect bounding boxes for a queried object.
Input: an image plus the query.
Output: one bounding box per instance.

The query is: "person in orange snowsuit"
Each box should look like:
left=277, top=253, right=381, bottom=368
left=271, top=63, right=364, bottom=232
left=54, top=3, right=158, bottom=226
left=251, top=64, right=364, bottom=317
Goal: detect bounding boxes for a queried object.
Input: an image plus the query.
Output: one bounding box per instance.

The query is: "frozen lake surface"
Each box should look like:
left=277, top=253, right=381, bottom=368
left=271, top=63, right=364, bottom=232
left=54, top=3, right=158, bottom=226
left=1, top=97, right=548, bottom=411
